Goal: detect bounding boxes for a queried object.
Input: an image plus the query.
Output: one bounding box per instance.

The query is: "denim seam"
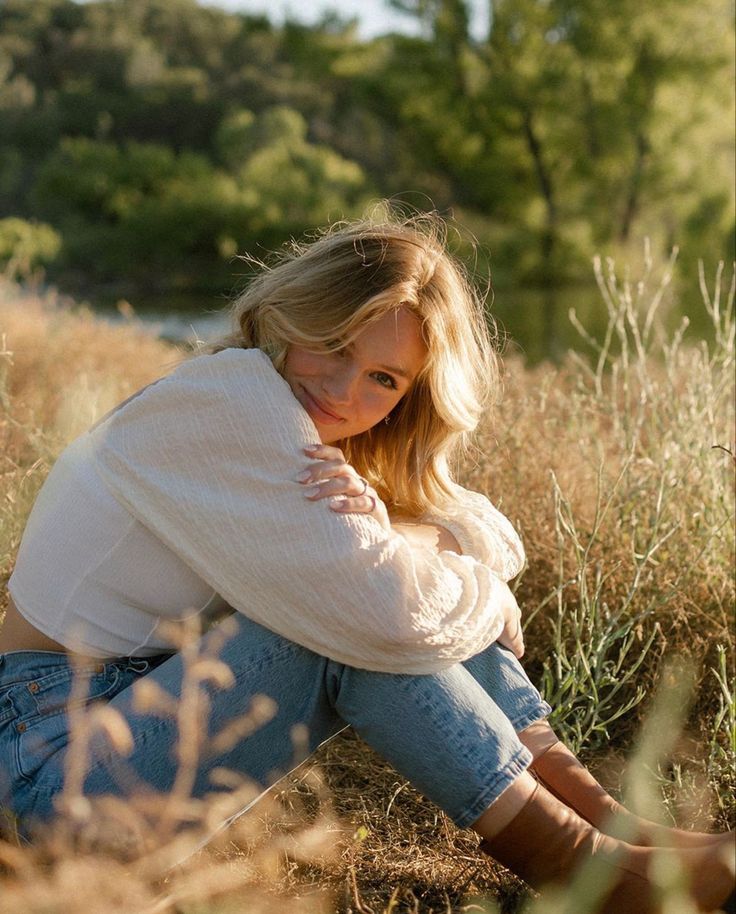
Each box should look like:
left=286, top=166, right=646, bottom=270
left=0, top=670, right=111, bottom=706
left=0, top=654, right=106, bottom=684
left=27, top=712, right=173, bottom=800
left=0, top=703, right=15, bottom=725
left=30, top=672, right=164, bottom=797
left=507, top=701, right=553, bottom=734
left=11, top=720, right=30, bottom=788
left=229, top=636, right=315, bottom=686
left=11, top=670, right=123, bottom=729
left=453, top=744, right=533, bottom=829
left=14, top=671, right=129, bottom=794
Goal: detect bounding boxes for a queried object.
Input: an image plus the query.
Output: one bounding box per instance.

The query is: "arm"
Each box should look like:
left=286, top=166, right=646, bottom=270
left=390, top=518, right=523, bottom=658
left=261, top=442, right=525, bottom=659
left=421, top=483, right=526, bottom=581
left=90, top=350, right=512, bottom=674
left=391, top=518, right=463, bottom=555
left=419, top=488, right=527, bottom=657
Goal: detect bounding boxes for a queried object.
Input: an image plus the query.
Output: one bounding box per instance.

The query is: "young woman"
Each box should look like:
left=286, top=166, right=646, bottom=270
left=0, top=214, right=733, bottom=912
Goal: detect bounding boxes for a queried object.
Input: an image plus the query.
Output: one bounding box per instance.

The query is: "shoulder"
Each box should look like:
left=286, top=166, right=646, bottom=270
left=166, top=348, right=285, bottom=393
left=90, top=347, right=315, bottom=451
left=106, top=348, right=295, bottom=420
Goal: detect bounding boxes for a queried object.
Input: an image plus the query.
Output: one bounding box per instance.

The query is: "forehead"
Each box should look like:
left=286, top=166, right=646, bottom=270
left=355, top=307, right=427, bottom=378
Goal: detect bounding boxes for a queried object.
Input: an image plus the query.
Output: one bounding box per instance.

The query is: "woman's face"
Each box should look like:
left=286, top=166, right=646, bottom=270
left=283, top=306, right=427, bottom=444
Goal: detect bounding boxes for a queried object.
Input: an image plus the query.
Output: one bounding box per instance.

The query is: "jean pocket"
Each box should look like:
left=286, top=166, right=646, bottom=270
left=22, top=663, right=122, bottom=720
left=10, top=664, right=122, bottom=786
left=13, top=711, right=71, bottom=785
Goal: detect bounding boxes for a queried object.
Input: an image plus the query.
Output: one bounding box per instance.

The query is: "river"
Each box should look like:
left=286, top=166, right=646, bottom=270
left=90, top=279, right=714, bottom=365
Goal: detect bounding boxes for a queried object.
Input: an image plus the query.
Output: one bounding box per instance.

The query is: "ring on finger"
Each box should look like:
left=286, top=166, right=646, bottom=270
left=366, top=494, right=377, bottom=512
left=356, top=476, right=369, bottom=496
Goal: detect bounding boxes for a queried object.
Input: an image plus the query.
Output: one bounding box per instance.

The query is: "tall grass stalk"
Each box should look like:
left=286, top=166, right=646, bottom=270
left=488, top=253, right=735, bottom=766
left=0, top=257, right=733, bottom=911
left=522, top=661, right=703, bottom=914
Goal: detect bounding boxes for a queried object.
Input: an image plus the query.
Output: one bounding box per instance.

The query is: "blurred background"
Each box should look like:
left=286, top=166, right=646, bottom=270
left=0, top=0, right=733, bottom=360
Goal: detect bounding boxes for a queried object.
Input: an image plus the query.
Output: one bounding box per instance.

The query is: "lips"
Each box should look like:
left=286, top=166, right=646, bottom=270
left=300, top=386, right=344, bottom=424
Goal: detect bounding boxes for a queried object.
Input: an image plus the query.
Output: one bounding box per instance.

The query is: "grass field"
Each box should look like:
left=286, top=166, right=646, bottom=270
left=0, top=254, right=734, bottom=913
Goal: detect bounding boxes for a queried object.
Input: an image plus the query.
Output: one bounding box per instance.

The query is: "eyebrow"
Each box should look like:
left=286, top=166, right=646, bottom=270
left=378, top=363, right=414, bottom=381
left=342, top=342, right=417, bottom=382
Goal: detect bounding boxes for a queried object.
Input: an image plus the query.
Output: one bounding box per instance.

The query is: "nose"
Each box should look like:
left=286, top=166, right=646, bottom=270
left=323, top=364, right=358, bottom=405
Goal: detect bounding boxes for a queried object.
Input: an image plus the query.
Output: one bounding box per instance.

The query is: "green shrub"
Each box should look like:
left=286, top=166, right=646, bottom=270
left=0, top=217, right=61, bottom=277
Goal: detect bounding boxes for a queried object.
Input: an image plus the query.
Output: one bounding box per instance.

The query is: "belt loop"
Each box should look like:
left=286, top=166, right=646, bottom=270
left=5, top=681, right=35, bottom=721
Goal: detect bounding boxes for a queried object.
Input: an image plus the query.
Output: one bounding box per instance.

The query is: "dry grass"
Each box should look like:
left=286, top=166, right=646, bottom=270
left=479, top=255, right=734, bottom=765
left=0, top=254, right=733, bottom=913
left=0, top=280, right=179, bottom=591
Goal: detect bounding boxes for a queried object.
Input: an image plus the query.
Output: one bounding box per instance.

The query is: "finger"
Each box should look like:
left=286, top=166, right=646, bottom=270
left=297, top=459, right=353, bottom=484
left=329, top=494, right=377, bottom=514
left=500, top=638, right=523, bottom=660
left=498, top=628, right=524, bottom=659
left=497, top=632, right=512, bottom=652
left=303, top=475, right=363, bottom=500
left=303, top=444, right=345, bottom=461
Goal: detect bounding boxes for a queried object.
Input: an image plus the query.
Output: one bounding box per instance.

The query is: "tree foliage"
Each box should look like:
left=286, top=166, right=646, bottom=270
left=0, top=0, right=732, bottom=297
left=0, top=216, right=61, bottom=276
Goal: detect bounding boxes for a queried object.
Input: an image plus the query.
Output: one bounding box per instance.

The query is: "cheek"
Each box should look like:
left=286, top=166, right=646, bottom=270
left=285, top=349, right=320, bottom=378
left=363, top=389, right=400, bottom=418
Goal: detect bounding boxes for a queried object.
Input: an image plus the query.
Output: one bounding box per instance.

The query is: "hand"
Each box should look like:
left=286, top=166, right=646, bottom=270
left=496, top=583, right=525, bottom=659
left=297, top=444, right=391, bottom=531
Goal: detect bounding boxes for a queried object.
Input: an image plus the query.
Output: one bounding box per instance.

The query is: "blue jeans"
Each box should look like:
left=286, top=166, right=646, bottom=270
left=0, top=614, right=550, bottom=836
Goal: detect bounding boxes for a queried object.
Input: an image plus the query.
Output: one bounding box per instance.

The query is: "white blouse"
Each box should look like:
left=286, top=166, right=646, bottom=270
left=8, top=349, right=524, bottom=673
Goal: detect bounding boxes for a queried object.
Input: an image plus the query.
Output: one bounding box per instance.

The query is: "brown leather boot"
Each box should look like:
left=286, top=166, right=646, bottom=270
left=532, top=741, right=734, bottom=850
left=479, top=781, right=736, bottom=913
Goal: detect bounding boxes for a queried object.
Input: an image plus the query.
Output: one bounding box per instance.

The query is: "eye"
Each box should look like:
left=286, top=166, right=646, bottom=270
left=373, top=371, right=398, bottom=390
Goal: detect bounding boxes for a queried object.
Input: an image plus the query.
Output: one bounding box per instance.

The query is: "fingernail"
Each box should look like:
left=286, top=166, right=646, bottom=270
left=329, top=496, right=347, bottom=508
left=304, top=444, right=320, bottom=452
left=296, top=470, right=311, bottom=482
left=303, top=486, right=322, bottom=498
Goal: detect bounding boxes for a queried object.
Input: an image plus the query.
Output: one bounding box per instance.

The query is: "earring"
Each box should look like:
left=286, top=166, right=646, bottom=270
left=384, top=413, right=391, bottom=425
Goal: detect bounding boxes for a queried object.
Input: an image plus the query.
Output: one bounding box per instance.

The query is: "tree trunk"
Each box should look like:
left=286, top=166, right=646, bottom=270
left=619, top=130, right=650, bottom=242
left=522, top=107, right=558, bottom=277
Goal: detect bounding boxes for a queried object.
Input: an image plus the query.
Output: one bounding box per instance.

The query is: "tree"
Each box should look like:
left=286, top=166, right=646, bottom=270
left=387, top=0, right=734, bottom=277
left=0, top=0, right=732, bottom=300
left=0, top=217, right=61, bottom=276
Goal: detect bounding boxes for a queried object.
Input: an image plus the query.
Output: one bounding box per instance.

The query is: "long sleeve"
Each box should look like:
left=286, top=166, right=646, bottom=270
left=420, top=484, right=525, bottom=581
left=90, top=349, right=510, bottom=674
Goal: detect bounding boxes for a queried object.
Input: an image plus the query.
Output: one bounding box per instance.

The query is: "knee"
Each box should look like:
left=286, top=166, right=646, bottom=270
left=327, top=661, right=477, bottom=725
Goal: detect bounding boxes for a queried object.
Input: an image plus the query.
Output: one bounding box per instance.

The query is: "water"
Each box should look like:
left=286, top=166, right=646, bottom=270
left=94, top=291, right=233, bottom=348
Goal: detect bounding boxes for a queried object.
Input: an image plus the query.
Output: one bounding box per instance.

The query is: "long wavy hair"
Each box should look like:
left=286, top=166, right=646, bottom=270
left=209, top=210, right=500, bottom=517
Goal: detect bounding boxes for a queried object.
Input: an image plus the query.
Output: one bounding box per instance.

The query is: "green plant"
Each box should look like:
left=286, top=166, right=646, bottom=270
left=0, top=218, right=61, bottom=278
left=515, top=249, right=734, bottom=754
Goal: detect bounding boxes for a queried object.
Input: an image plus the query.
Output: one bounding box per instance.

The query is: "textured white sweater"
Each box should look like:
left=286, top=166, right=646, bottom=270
left=9, top=349, right=524, bottom=673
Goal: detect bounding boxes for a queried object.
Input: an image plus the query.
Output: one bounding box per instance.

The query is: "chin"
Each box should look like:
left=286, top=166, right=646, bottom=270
left=318, top=428, right=350, bottom=445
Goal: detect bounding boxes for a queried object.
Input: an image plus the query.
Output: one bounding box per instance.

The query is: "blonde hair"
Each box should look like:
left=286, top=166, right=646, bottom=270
left=210, top=210, right=499, bottom=516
